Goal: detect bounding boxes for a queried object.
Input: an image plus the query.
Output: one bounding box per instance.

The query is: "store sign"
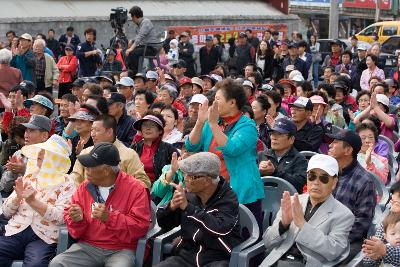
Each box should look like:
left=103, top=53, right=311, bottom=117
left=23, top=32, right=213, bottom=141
left=290, top=0, right=342, bottom=7
left=167, top=24, right=288, bottom=46
left=342, top=0, right=391, bottom=10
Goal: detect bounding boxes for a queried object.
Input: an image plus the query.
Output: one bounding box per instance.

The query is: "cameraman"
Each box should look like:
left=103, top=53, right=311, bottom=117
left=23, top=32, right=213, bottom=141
left=125, top=6, right=159, bottom=75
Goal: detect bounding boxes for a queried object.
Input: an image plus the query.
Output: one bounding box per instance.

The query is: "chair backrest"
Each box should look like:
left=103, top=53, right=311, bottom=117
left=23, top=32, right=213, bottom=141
left=261, top=176, right=297, bottom=231
left=368, top=171, right=390, bottom=207
left=299, top=151, right=318, bottom=161
left=149, top=201, right=157, bottom=230
left=378, top=135, right=395, bottom=155
left=239, top=204, right=259, bottom=244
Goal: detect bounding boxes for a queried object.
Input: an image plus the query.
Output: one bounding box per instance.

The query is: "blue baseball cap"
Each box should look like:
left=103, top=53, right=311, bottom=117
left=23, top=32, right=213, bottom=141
left=24, top=95, right=54, bottom=111
left=268, top=118, right=297, bottom=135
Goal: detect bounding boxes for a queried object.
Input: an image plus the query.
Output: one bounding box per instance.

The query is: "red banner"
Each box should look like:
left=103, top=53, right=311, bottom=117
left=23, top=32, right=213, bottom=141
left=167, top=24, right=288, bottom=46
left=342, top=0, right=391, bottom=10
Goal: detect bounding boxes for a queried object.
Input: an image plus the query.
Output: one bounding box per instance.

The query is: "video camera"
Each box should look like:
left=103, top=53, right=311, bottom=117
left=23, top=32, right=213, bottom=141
left=110, top=7, right=128, bottom=30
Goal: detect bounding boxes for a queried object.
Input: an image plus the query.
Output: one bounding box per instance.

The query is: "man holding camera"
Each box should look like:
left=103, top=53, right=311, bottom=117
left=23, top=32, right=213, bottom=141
left=125, top=6, right=159, bottom=75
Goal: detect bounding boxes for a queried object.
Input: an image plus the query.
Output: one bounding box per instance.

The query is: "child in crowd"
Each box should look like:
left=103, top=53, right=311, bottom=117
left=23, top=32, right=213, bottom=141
left=363, top=212, right=400, bottom=266
left=167, top=39, right=179, bottom=66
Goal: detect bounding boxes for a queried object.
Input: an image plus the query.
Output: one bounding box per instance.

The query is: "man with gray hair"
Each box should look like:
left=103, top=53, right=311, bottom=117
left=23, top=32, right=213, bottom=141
left=155, top=152, right=242, bottom=267
left=50, top=142, right=151, bottom=267
left=0, top=48, right=22, bottom=109
left=33, top=38, right=59, bottom=93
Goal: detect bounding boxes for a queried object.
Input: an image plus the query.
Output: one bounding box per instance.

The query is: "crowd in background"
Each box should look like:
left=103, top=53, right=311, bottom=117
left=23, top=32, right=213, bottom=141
left=1, top=4, right=400, bottom=267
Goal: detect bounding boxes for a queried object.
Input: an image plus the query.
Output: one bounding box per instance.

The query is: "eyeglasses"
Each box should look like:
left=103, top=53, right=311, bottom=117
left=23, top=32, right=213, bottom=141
left=172, top=65, right=183, bottom=69
left=307, top=173, right=331, bottom=184
left=184, top=174, right=206, bottom=182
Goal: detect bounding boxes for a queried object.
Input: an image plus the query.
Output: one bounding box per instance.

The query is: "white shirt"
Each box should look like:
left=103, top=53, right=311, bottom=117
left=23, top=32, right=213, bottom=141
left=98, top=186, right=113, bottom=202
left=163, top=128, right=183, bottom=144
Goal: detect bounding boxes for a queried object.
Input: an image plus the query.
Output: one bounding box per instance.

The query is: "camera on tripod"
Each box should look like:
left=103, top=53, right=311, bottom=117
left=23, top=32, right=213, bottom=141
left=110, top=7, right=128, bottom=30
left=109, top=7, right=128, bottom=49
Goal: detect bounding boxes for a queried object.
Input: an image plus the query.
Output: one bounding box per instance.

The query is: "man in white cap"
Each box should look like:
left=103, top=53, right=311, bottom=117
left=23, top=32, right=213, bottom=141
left=261, top=154, right=355, bottom=267
left=10, top=33, right=35, bottom=82
left=352, top=44, right=368, bottom=91
left=145, top=70, right=159, bottom=93
left=116, top=76, right=135, bottom=105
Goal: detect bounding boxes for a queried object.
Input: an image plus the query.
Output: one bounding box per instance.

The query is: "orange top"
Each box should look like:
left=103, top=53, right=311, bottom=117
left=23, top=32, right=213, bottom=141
left=208, top=112, right=242, bottom=182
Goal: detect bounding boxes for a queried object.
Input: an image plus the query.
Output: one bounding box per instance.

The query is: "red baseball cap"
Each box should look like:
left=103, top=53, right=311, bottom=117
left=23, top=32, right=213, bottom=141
left=179, top=77, right=192, bottom=87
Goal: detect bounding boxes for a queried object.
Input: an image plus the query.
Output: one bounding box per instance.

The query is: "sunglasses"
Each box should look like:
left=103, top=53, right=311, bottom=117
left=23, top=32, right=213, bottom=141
left=307, top=172, right=331, bottom=184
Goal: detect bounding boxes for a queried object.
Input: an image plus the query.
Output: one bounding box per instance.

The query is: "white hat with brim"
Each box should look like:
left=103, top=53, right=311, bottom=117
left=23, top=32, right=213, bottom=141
left=307, top=154, right=339, bottom=176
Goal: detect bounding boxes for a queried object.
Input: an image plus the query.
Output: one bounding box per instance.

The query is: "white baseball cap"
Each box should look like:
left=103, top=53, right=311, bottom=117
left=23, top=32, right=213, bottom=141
left=376, top=94, right=390, bottom=108
left=116, top=77, right=134, bottom=87
left=307, top=154, right=339, bottom=176
left=242, top=80, right=254, bottom=89
left=189, top=94, right=207, bottom=105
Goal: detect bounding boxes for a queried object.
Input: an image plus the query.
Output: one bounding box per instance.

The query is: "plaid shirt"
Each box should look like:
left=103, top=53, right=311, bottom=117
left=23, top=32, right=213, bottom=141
left=363, top=222, right=400, bottom=266
left=333, top=159, right=376, bottom=243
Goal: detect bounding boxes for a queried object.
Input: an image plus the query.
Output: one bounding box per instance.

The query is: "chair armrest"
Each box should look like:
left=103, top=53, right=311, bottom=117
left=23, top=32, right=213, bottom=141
left=345, top=251, right=363, bottom=267
left=135, top=225, right=162, bottom=267
left=152, top=227, right=181, bottom=265
left=230, top=233, right=259, bottom=266
left=237, top=241, right=266, bottom=267
left=56, top=225, right=69, bottom=255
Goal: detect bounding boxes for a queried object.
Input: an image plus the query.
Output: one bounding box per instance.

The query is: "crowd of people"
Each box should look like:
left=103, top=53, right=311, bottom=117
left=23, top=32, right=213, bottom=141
left=1, top=4, right=400, bottom=267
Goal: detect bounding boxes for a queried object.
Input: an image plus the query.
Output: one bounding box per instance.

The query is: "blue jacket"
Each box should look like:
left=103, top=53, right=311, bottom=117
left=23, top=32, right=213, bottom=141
left=76, top=41, right=101, bottom=77
left=10, top=50, right=35, bottom=82
left=185, top=115, right=264, bottom=204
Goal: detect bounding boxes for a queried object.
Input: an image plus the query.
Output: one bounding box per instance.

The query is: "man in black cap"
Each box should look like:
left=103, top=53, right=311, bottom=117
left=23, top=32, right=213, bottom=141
left=96, top=72, right=114, bottom=90
left=199, top=36, right=220, bottom=75
left=50, top=142, right=151, bottom=267
left=0, top=115, right=51, bottom=196
left=322, top=39, right=342, bottom=69
left=107, top=93, right=137, bottom=146
left=327, top=129, right=376, bottom=263
left=171, top=59, right=188, bottom=81
left=282, top=42, right=308, bottom=80
left=155, top=152, right=241, bottom=267
left=178, top=32, right=195, bottom=77
left=289, top=97, right=324, bottom=152
left=71, top=78, right=86, bottom=103
left=234, top=32, right=255, bottom=76
left=258, top=118, right=308, bottom=193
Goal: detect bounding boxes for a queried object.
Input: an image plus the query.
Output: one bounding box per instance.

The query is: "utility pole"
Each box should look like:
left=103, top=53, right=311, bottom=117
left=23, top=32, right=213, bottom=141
left=329, top=0, right=339, bottom=39
left=375, top=0, right=381, bottom=22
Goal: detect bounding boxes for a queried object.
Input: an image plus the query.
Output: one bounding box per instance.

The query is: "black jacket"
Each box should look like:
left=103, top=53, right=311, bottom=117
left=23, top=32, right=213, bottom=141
left=294, top=121, right=324, bottom=152
left=76, top=41, right=101, bottom=77
left=282, top=57, right=308, bottom=80
left=132, top=140, right=177, bottom=181
left=46, top=38, right=61, bottom=59
left=199, top=45, right=220, bottom=75
left=257, top=147, right=307, bottom=193
left=157, top=177, right=242, bottom=265
left=352, top=57, right=367, bottom=91
left=58, top=34, right=81, bottom=53
left=178, top=42, right=195, bottom=77
left=116, top=111, right=136, bottom=147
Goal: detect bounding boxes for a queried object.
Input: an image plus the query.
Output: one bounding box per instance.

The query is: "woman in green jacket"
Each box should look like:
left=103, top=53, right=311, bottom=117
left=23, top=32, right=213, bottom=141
left=185, top=78, right=265, bottom=228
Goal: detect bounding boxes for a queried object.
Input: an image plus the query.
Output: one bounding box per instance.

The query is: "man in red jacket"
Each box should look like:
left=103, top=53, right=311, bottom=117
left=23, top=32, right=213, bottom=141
left=50, top=142, right=151, bottom=267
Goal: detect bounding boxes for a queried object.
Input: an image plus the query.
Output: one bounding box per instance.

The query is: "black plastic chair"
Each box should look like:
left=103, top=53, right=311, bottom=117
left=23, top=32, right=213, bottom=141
left=152, top=204, right=259, bottom=267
